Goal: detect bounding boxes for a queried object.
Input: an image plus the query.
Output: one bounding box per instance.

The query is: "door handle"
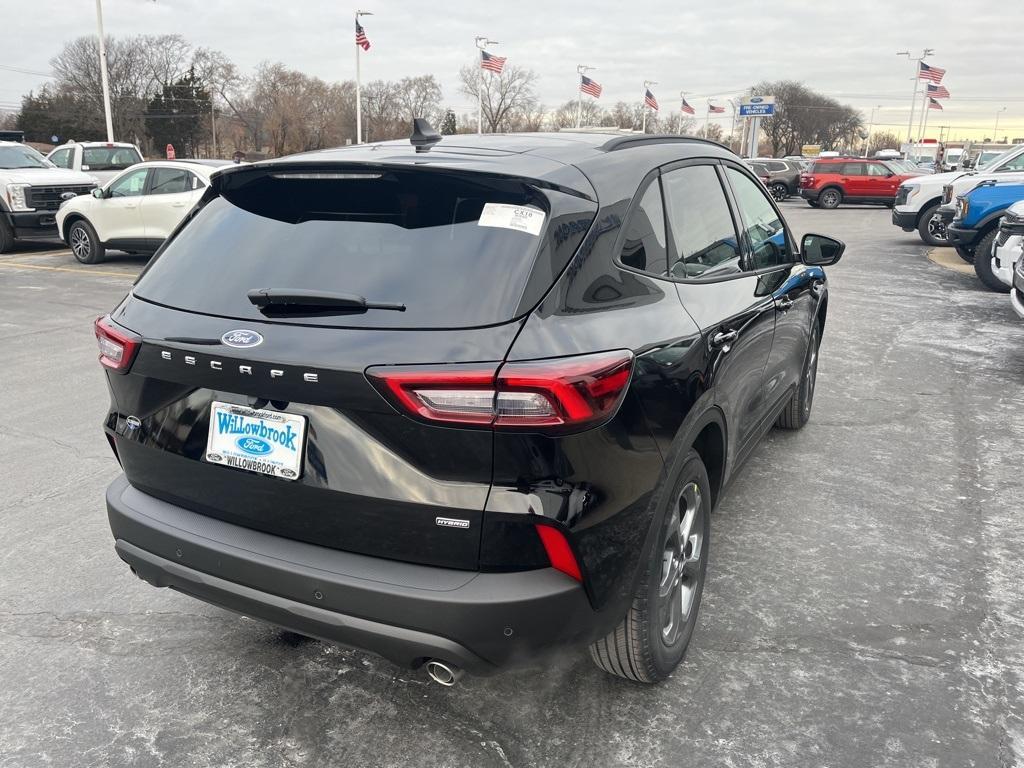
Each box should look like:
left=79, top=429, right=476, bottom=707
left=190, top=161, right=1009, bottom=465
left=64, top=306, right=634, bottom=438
left=710, top=329, right=739, bottom=350
left=124, top=204, right=137, bottom=209
left=171, top=202, right=186, bottom=207
left=776, top=296, right=794, bottom=311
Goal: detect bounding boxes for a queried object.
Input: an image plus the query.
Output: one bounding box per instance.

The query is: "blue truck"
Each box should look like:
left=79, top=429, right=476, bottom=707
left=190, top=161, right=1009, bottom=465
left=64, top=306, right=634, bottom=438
left=947, top=180, right=1024, bottom=292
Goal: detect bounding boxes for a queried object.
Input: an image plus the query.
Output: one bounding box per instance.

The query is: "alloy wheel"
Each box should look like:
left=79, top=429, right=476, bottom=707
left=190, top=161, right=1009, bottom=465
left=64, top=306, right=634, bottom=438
left=70, top=226, right=91, bottom=261
left=926, top=214, right=948, bottom=242
left=821, top=190, right=840, bottom=208
left=770, top=183, right=788, bottom=202
left=658, top=482, right=705, bottom=646
left=803, top=332, right=819, bottom=418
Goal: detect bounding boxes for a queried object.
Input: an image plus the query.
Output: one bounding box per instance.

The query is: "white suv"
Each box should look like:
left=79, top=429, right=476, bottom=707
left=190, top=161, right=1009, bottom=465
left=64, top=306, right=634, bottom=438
left=891, top=145, right=1024, bottom=246
left=47, top=141, right=143, bottom=184
left=56, top=160, right=231, bottom=264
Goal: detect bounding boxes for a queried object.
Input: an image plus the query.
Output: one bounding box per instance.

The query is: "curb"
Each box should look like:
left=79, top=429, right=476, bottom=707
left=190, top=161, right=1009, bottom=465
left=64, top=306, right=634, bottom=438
left=926, top=247, right=975, bottom=276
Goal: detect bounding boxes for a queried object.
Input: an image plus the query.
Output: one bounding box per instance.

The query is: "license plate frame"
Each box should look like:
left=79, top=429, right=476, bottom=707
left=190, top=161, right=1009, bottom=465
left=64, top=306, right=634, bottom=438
left=205, top=401, right=307, bottom=481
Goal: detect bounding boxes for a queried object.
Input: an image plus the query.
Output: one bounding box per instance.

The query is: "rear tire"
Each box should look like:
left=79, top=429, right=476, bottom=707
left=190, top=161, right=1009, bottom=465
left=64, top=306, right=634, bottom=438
left=590, top=450, right=711, bottom=683
left=917, top=203, right=949, bottom=246
left=818, top=187, right=842, bottom=209
left=972, top=230, right=1008, bottom=293
left=0, top=218, right=14, bottom=254
left=68, top=219, right=105, bottom=264
left=776, top=323, right=820, bottom=430
left=954, top=245, right=975, bottom=264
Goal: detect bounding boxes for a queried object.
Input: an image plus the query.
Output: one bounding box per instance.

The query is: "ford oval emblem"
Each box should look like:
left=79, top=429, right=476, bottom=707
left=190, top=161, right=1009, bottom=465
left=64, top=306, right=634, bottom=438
left=60, top=191, right=78, bottom=201
left=751, top=96, right=764, bottom=103
left=221, top=329, right=264, bottom=348
left=236, top=437, right=273, bottom=455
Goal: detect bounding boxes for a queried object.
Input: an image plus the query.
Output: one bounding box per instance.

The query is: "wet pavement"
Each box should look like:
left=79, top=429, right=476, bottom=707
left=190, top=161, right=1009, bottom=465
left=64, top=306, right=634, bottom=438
left=1, top=202, right=1022, bottom=767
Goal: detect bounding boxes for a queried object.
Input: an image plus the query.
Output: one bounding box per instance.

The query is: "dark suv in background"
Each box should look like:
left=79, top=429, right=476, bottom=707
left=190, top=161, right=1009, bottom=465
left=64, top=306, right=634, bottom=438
left=751, top=158, right=802, bottom=201
left=96, top=129, right=843, bottom=685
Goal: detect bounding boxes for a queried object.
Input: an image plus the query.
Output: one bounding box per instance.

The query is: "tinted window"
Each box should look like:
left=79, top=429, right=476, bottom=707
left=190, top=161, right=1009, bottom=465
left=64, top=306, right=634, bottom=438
left=841, top=162, right=865, bottom=176
left=149, top=168, right=192, bottom=195
left=812, top=161, right=842, bottom=174
left=766, top=161, right=787, bottom=171
left=108, top=168, right=148, bottom=197
left=619, top=182, right=667, bottom=274
left=82, top=146, right=142, bottom=171
left=726, top=167, right=793, bottom=271
left=662, top=165, right=741, bottom=279
left=49, top=148, right=72, bottom=169
left=133, top=168, right=595, bottom=330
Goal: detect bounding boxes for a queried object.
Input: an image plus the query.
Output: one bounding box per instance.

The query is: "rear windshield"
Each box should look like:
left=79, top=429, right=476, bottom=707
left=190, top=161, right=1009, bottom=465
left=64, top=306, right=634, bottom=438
left=133, top=167, right=595, bottom=329
left=82, top=146, right=143, bottom=171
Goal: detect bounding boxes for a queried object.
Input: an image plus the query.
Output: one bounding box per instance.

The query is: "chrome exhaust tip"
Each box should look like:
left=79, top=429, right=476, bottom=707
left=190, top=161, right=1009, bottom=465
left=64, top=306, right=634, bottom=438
left=424, top=659, right=463, bottom=687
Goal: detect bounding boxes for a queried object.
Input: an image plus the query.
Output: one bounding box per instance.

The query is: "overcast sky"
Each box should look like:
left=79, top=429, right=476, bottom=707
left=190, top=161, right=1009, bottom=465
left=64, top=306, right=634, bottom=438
left=2, top=0, right=1022, bottom=141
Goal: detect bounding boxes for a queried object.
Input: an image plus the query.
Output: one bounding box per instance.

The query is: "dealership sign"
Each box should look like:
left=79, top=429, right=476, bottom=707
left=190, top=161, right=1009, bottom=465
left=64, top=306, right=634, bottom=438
left=739, top=96, right=776, bottom=117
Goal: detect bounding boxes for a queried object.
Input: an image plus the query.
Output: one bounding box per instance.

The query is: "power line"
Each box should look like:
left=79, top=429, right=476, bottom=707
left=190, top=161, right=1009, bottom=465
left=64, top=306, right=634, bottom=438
left=0, top=63, right=53, bottom=77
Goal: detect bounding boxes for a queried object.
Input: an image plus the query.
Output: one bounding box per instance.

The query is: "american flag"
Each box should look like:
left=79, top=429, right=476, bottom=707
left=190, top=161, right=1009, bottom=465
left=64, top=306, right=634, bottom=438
left=927, top=83, right=951, bottom=99
left=480, top=51, right=507, bottom=74
left=644, top=89, right=659, bottom=111
left=355, top=20, right=370, bottom=51
left=708, top=102, right=725, bottom=114
left=680, top=98, right=695, bottom=115
left=918, top=62, right=946, bottom=83
left=580, top=76, right=602, bottom=98
left=928, top=97, right=943, bottom=111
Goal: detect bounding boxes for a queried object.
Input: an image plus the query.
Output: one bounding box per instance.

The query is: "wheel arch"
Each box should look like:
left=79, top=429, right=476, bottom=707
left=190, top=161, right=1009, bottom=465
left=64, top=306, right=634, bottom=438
left=61, top=212, right=88, bottom=242
left=913, top=196, right=943, bottom=225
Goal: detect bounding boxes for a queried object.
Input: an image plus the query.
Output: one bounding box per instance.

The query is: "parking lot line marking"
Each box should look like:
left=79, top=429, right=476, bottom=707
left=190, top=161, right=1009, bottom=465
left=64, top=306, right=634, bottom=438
left=0, top=262, right=134, bottom=279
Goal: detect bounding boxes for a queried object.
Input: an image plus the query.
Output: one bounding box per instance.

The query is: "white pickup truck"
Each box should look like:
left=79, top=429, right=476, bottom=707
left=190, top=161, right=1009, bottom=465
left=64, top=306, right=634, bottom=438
left=0, top=141, right=98, bottom=253
left=891, top=144, right=1024, bottom=246
left=46, top=141, right=143, bottom=185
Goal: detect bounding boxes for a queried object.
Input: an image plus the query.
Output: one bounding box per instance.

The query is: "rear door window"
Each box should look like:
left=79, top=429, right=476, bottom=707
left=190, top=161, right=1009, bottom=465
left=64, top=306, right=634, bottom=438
left=662, top=164, right=741, bottom=279
left=133, top=167, right=595, bottom=329
left=148, top=168, right=192, bottom=195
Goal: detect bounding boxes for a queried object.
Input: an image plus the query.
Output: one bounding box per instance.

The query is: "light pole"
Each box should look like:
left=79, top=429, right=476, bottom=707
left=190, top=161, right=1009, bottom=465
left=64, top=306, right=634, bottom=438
left=864, top=104, right=881, bottom=157
left=641, top=80, right=657, bottom=133
left=94, top=0, right=114, bottom=142
left=475, top=36, right=499, bottom=135
left=897, top=48, right=934, bottom=157
left=727, top=98, right=737, bottom=147
left=576, top=65, right=596, bottom=129
left=355, top=9, right=372, bottom=144
left=994, top=107, right=1007, bottom=142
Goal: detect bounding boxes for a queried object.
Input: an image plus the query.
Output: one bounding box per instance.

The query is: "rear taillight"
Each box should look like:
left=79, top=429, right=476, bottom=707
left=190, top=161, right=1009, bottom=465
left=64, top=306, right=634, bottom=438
left=94, top=315, right=141, bottom=372
left=800, top=173, right=813, bottom=187
left=367, top=350, right=634, bottom=433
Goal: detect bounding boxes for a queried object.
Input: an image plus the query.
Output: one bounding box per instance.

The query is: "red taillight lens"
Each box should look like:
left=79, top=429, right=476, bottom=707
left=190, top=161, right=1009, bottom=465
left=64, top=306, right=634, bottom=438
left=94, top=315, right=141, bottom=372
left=367, top=350, right=634, bottom=432
left=534, top=523, right=582, bottom=581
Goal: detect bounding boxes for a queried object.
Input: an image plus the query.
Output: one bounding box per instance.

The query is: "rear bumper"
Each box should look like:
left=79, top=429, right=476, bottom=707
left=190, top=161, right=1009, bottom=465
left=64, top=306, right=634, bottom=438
left=106, top=475, right=596, bottom=674
left=799, top=188, right=820, bottom=201
left=891, top=208, right=917, bottom=230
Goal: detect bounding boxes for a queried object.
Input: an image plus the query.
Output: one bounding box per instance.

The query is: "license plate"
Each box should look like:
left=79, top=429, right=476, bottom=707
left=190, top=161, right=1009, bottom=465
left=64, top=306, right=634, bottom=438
left=206, top=401, right=306, bottom=480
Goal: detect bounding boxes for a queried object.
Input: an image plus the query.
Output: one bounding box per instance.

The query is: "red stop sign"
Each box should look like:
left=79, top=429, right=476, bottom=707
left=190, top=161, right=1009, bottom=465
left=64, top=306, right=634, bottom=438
left=165, top=144, right=176, bottom=160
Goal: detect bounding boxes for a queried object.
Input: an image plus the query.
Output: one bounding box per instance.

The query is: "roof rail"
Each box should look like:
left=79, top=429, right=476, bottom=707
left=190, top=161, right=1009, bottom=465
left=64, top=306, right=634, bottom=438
left=599, top=134, right=729, bottom=152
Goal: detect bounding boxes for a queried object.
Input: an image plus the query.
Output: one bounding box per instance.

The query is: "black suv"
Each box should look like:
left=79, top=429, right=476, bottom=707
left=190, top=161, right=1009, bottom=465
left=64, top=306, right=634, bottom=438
left=97, top=129, right=843, bottom=684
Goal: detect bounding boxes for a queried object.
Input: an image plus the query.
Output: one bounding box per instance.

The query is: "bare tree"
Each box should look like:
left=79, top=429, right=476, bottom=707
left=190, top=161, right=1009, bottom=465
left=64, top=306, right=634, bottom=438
left=361, top=79, right=402, bottom=142
left=458, top=62, right=538, bottom=133
left=552, top=99, right=605, bottom=129
left=395, top=75, right=443, bottom=126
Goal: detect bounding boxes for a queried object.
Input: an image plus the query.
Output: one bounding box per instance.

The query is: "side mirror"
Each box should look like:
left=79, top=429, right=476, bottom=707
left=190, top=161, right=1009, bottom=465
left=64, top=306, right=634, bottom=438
left=91, top=187, right=105, bottom=199
left=801, top=233, right=845, bottom=266
left=886, top=171, right=895, bottom=178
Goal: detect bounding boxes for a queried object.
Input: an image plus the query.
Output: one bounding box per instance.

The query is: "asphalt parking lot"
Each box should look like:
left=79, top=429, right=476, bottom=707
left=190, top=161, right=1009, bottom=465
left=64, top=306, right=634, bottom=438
left=2, top=202, right=1023, bottom=768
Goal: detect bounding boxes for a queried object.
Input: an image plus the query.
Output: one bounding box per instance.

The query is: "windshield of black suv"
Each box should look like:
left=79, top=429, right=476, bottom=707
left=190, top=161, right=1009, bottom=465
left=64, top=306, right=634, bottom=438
left=133, top=167, right=596, bottom=329
left=82, top=146, right=143, bottom=171
left=0, top=144, right=51, bottom=169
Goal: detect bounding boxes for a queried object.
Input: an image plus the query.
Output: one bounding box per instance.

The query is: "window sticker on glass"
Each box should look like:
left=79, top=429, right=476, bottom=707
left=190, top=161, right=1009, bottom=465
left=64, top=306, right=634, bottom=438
left=478, top=203, right=546, bottom=236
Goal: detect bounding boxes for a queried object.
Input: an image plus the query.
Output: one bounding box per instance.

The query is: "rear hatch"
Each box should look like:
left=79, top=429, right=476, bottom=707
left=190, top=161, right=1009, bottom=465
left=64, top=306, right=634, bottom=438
left=105, top=161, right=596, bottom=569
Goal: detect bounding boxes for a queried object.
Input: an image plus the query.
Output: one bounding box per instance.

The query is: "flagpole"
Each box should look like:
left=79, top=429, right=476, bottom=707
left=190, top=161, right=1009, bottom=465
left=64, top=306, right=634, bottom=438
left=898, top=49, right=934, bottom=157
left=355, top=10, right=372, bottom=144
left=916, top=90, right=929, bottom=143
left=728, top=99, right=737, bottom=148
left=642, top=80, right=656, bottom=133
left=475, top=36, right=498, bottom=135
left=922, top=99, right=933, bottom=144
left=679, top=92, right=690, bottom=135
left=576, top=65, right=595, bottom=129
left=704, top=102, right=711, bottom=140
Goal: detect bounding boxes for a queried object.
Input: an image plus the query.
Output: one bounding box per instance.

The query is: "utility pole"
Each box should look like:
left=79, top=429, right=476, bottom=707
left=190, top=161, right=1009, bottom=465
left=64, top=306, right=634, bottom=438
left=355, top=9, right=372, bottom=144
left=994, top=107, right=1007, bottom=142
left=897, top=48, right=934, bottom=157
left=210, top=100, right=217, bottom=158
left=476, top=36, right=499, bottom=135
left=864, top=104, right=881, bottom=157
left=94, top=0, right=115, bottom=142
left=576, top=65, right=595, bottom=129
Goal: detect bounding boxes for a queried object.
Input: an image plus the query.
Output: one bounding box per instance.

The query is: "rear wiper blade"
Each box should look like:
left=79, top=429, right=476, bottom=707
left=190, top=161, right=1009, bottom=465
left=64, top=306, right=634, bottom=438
left=247, top=288, right=406, bottom=313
